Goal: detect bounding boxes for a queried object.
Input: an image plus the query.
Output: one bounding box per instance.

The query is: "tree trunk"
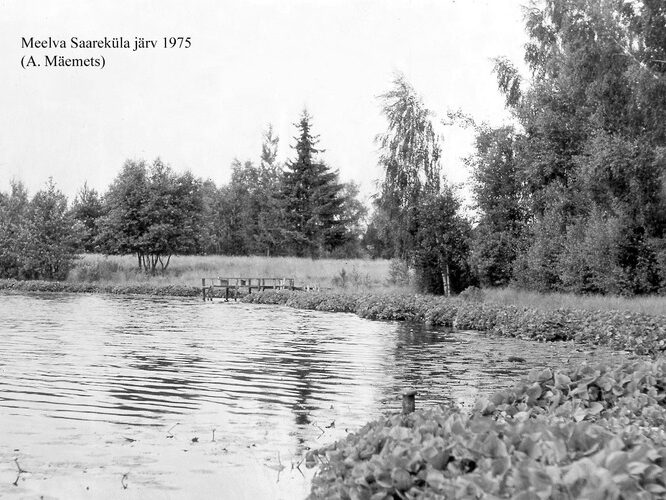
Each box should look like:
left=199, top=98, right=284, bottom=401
left=159, top=254, right=172, bottom=272
left=443, top=262, right=450, bottom=297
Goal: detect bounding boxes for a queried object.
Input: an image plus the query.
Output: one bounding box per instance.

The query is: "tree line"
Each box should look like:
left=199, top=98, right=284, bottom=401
left=0, top=112, right=367, bottom=280
left=466, top=0, right=666, bottom=296
left=366, top=0, right=665, bottom=296
left=1, top=0, right=664, bottom=296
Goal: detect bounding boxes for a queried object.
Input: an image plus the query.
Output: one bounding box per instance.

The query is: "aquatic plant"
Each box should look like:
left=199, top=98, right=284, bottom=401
left=241, top=290, right=666, bottom=356
left=0, top=278, right=201, bottom=297
left=307, top=358, right=666, bottom=499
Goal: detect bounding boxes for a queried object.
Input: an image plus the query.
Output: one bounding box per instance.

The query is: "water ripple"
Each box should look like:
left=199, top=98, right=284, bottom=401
left=0, top=293, right=634, bottom=499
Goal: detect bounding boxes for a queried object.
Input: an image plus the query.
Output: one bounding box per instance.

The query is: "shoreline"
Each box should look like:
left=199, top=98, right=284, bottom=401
left=3, top=279, right=665, bottom=356
left=0, top=278, right=202, bottom=297
left=243, top=289, right=666, bottom=357
left=4, top=278, right=666, bottom=497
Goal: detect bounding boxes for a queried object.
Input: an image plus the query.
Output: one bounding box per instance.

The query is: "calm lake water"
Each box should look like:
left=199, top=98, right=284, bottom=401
left=0, top=292, right=632, bottom=499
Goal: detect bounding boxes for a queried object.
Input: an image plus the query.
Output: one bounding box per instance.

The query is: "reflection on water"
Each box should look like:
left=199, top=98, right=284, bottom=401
left=0, top=293, right=632, bottom=499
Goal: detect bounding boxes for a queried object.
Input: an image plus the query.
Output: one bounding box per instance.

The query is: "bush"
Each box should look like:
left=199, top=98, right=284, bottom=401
left=387, top=259, right=412, bottom=286
left=458, top=286, right=484, bottom=303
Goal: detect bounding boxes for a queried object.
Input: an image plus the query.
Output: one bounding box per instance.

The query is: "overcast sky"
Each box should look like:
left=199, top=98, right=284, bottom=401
left=0, top=0, right=528, bottom=205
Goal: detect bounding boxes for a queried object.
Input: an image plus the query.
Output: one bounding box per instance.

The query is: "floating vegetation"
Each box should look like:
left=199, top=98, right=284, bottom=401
left=306, top=358, right=666, bottom=499
left=0, top=279, right=201, bottom=297
left=242, top=290, right=666, bottom=356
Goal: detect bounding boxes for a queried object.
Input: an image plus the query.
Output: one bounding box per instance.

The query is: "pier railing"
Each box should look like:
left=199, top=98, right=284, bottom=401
left=201, top=277, right=296, bottom=301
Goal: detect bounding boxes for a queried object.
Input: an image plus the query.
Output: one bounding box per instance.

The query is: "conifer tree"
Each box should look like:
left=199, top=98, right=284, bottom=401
left=281, top=110, right=346, bottom=257
left=256, top=124, right=285, bottom=255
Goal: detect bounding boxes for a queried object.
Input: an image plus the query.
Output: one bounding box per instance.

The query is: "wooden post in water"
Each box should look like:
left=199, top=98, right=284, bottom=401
left=201, top=278, right=206, bottom=301
left=402, top=389, right=417, bottom=414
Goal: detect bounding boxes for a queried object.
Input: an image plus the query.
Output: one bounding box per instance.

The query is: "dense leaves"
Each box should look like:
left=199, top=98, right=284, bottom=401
left=373, top=75, right=472, bottom=294
left=69, top=182, right=103, bottom=253
left=280, top=111, right=352, bottom=257
left=97, top=159, right=205, bottom=274
left=0, top=179, right=76, bottom=280
left=306, top=358, right=666, bottom=499
left=0, top=116, right=368, bottom=277
left=469, top=0, right=666, bottom=295
left=0, top=278, right=200, bottom=296
left=468, top=126, right=526, bottom=288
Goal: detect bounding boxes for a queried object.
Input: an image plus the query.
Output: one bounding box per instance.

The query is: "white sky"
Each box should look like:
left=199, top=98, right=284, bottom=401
left=0, top=0, right=527, bottom=206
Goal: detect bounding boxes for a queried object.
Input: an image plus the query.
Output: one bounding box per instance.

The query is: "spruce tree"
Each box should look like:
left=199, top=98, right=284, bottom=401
left=281, top=110, right=346, bottom=257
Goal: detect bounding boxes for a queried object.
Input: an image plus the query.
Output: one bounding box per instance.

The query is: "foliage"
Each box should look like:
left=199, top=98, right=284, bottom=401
left=512, top=208, right=567, bottom=293
left=97, top=159, right=204, bottom=274
left=21, top=179, right=78, bottom=280
left=476, top=0, right=666, bottom=296
left=280, top=110, right=351, bottom=257
left=214, top=159, right=267, bottom=255
left=376, top=74, right=441, bottom=217
left=0, top=180, right=30, bottom=278
left=459, top=286, right=485, bottom=303
left=387, top=258, right=412, bottom=286
left=3, top=120, right=368, bottom=273
left=374, top=74, right=441, bottom=263
left=483, top=286, right=666, bottom=317
left=69, top=181, right=103, bottom=253
left=256, top=124, right=287, bottom=256
left=374, top=75, right=470, bottom=294
left=0, top=278, right=200, bottom=296
left=242, top=289, right=666, bottom=355
left=0, top=179, right=76, bottom=280
left=412, top=189, right=474, bottom=294
left=468, top=125, right=525, bottom=287
left=330, top=266, right=372, bottom=289
left=200, top=120, right=365, bottom=258
left=306, top=358, right=666, bottom=499
left=66, top=254, right=393, bottom=288
left=556, top=210, right=626, bottom=294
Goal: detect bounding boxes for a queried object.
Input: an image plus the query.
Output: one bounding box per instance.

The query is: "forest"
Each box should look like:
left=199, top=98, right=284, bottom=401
left=1, top=0, right=665, bottom=296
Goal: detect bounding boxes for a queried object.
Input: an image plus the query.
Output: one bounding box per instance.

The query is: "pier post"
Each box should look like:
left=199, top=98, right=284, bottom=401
left=402, top=389, right=417, bottom=414
left=201, top=278, right=206, bottom=301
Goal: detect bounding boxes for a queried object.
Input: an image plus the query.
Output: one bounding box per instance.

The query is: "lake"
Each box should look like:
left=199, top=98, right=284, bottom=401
left=0, top=293, right=632, bottom=499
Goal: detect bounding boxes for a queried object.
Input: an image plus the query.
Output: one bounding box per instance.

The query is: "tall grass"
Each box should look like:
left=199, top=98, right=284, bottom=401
left=484, top=287, right=666, bottom=317
left=67, top=254, right=394, bottom=289
left=66, top=255, right=665, bottom=314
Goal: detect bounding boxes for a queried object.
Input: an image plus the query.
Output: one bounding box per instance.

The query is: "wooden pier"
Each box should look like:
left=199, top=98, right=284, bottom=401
left=201, top=277, right=297, bottom=301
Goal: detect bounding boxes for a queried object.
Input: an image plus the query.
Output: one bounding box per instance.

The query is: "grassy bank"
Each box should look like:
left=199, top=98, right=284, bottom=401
left=242, top=290, right=666, bottom=356
left=0, top=278, right=201, bottom=297
left=306, top=357, right=666, bottom=499
left=67, top=254, right=393, bottom=289
left=485, top=287, right=666, bottom=317
left=65, top=254, right=665, bottom=314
